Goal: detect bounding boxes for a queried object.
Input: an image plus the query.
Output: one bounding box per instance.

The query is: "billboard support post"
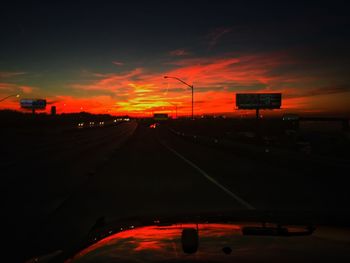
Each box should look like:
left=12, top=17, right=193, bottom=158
left=236, top=93, right=282, bottom=138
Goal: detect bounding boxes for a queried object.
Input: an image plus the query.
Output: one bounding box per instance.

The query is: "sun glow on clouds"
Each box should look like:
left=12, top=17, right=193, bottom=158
left=1, top=52, right=349, bottom=116
left=63, top=55, right=269, bottom=115
left=66, top=52, right=337, bottom=116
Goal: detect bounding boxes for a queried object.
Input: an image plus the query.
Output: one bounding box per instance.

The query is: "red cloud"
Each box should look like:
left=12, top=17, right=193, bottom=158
left=20, top=86, right=36, bottom=94
left=2, top=52, right=349, bottom=117
left=62, top=53, right=282, bottom=115
left=0, top=82, right=39, bottom=111
left=64, top=51, right=350, bottom=116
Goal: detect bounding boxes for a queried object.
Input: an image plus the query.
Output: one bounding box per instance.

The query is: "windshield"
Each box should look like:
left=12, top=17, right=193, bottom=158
left=1, top=1, right=350, bottom=262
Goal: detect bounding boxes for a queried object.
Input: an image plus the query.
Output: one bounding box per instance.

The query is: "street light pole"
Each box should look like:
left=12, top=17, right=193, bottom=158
left=164, top=76, right=194, bottom=120
left=191, top=85, right=193, bottom=120
left=0, top=94, right=20, bottom=103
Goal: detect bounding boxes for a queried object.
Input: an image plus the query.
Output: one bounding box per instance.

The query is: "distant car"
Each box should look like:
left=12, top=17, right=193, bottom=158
left=149, top=123, right=159, bottom=129
left=78, top=122, right=84, bottom=128
left=89, top=121, right=95, bottom=127
left=283, top=114, right=299, bottom=121
left=99, top=121, right=104, bottom=126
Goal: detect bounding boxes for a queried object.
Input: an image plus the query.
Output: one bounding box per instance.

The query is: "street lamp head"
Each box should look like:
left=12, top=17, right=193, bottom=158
left=16, top=94, right=20, bottom=98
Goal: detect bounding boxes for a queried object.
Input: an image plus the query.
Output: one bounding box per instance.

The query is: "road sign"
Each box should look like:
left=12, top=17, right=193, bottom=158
left=20, top=99, right=47, bottom=109
left=236, top=93, right=281, bottom=109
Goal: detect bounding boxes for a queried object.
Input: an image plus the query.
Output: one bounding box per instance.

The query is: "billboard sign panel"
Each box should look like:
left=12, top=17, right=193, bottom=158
left=236, top=93, right=281, bottom=109
left=20, top=99, right=47, bottom=109
left=153, top=113, right=168, bottom=121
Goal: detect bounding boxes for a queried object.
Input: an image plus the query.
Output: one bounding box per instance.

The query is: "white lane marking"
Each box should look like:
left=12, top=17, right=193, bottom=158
left=160, top=140, right=255, bottom=210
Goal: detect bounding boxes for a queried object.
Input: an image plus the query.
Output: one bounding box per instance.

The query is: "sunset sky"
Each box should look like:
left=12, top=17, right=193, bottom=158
left=0, top=1, right=349, bottom=117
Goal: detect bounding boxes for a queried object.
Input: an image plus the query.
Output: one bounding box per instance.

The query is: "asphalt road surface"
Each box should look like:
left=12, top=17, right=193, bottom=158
left=2, top=121, right=349, bottom=261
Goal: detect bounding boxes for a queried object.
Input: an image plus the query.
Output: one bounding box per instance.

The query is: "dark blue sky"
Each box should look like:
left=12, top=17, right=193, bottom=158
left=1, top=1, right=349, bottom=68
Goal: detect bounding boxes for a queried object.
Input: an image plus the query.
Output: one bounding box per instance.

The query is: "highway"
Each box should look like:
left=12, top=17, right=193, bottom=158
left=2, top=120, right=350, bottom=261
left=2, top=121, right=137, bottom=261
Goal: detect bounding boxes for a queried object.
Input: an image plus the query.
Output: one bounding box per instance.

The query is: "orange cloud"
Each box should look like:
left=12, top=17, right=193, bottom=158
left=2, top=52, right=349, bottom=117
left=19, top=86, right=36, bottom=94
left=49, top=95, right=117, bottom=114
left=63, top=52, right=350, bottom=117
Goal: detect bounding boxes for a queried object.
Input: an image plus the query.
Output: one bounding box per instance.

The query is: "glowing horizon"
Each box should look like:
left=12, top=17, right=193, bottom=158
left=1, top=52, right=349, bottom=117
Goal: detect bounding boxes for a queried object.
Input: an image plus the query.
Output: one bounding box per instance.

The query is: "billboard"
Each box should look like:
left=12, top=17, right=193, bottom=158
left=153, top=113, right=168, bottom=121
left=20, top=99, right=47, bottom=109
left=236, top=93, right=281, bottom=109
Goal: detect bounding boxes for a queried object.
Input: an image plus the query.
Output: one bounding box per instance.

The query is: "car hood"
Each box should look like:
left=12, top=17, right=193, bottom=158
left=66, top=222, right=350, bottom=263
